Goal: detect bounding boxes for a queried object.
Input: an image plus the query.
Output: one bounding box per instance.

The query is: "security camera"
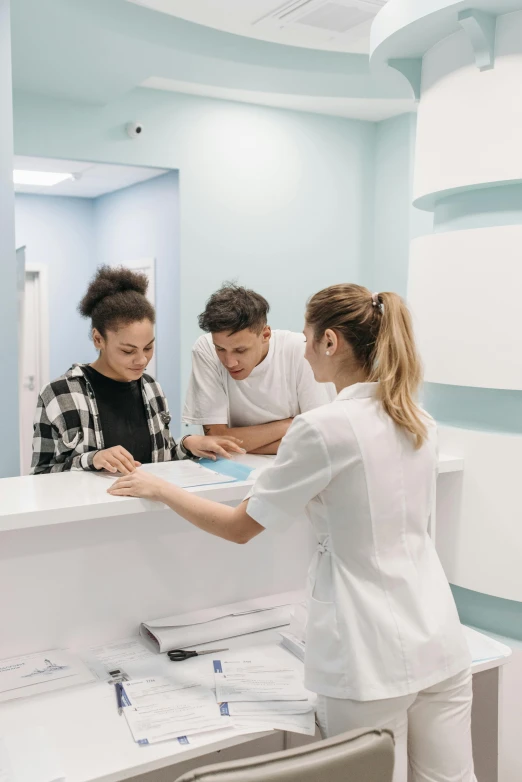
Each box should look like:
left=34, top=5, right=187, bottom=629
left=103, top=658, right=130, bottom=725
left=126, top=122, right=144, bottom=139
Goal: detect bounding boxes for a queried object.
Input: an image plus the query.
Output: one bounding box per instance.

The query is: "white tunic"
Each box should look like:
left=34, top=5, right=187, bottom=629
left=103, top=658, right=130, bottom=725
left=183, top=331, right=334, bottom=427
left=246, top=382, right=471, bottom=701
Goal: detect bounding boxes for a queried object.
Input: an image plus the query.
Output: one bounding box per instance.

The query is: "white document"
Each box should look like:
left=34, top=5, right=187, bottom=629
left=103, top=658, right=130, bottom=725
left=0, top=727, right=64, bottom=782
left=0, top=650, right=95, bottom=703
left=233, top=711, right=316, bottom=737
left=216, top=658, right=295, bottom=675
left=226, top=699, right=314, bottom=716
left=141, top=590, right=304, bottom=653
left=215, top=671, right=308, bottom=703
left=87, top=638, right=156, bottom=668
left=122, top=679, right=226, bottom=743
left=139, top=461, right=234, bottom=488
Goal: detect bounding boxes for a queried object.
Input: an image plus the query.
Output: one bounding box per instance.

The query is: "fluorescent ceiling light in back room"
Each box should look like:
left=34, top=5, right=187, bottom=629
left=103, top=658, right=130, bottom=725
left=13, top=170, right=74, bottom=187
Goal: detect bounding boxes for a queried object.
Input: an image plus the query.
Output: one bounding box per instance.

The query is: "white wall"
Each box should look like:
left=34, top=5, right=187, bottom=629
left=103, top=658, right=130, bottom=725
left=0, top=0, right=19, bottom=477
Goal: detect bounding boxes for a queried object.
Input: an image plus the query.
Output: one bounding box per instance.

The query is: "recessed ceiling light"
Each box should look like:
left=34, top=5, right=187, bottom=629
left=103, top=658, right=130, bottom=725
left=13, top=170, right=74, bottom=187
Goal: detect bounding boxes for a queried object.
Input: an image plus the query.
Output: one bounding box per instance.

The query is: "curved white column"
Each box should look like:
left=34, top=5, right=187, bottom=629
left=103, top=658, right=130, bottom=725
left=415, top=12, right=522, bottom=204
left=372, top=0, right=522, bottom=603
left=409, top=226, right=522, bottom=390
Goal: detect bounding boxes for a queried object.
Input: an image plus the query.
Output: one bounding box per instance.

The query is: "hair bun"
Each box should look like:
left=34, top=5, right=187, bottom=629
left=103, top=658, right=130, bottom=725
left=79, top=265, right=149, bottom=318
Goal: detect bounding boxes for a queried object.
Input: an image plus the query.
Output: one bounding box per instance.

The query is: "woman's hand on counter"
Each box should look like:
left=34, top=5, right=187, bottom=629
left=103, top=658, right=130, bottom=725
left=108, top=470, right=166, bottom=500
left=93, top=446, right=140, bottom=474
left=184, top=435, right=246, bottom=461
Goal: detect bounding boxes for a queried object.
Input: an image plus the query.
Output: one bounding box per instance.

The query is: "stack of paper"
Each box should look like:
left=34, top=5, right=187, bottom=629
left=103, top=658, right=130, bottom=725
left=0, top=650, right=96, bottom=703
left=141, top=591, right=305, bottom=653
left=279, top=632, right=305, bottom=663
left=121, top=678, right=229, bottom=745
left=214, top=657, right=316, bottom=736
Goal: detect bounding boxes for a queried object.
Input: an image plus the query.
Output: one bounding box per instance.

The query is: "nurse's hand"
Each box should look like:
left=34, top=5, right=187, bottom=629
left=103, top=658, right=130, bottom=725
left=93, top=446, right=141, bottom=474
left=183, top=435, right=246, bottom=461
left=108, top=470, right=165, bottom=501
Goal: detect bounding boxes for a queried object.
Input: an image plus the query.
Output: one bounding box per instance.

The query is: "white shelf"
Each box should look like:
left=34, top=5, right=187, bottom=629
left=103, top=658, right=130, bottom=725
left=438, top=453, right=464, bottom=474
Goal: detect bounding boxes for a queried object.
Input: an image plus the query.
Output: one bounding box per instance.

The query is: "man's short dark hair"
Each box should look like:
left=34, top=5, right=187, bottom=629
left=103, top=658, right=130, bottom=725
left=198, top=283, right=270, bottom=335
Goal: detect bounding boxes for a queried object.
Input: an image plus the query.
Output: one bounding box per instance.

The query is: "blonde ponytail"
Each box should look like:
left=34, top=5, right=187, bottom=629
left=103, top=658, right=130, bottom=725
left=306, top=284, right=427, bottom=448
left=368, top=292, right=427, bottom=448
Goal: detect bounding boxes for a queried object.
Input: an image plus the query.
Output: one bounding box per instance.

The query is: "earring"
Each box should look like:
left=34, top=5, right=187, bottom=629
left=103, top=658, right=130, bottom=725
left=326, top=351, right=330, bottom=356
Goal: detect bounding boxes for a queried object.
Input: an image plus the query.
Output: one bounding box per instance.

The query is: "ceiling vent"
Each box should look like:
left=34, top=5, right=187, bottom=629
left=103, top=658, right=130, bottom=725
left=254, top=0, right=387, bottom=32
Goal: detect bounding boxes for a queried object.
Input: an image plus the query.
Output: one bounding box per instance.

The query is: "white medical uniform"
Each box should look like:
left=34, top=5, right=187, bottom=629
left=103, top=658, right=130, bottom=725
left=183, top=331, right=334, bottom=427
left=246, top=382, right=474, bottom=782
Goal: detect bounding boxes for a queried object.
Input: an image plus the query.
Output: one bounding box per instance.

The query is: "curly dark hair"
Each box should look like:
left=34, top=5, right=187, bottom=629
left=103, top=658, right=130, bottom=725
left=78, top=265, right=155, bottom=336
left=198, top=283, right=269, bottom=335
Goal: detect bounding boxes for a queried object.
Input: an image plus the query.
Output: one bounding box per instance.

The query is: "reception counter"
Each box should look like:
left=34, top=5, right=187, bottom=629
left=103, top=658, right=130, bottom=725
left=0, top=451, right=510, bottom=782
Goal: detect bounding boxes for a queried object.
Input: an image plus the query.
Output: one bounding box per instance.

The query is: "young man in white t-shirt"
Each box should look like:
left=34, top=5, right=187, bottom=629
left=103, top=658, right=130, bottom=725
left=183, top=284, right=334, bottom=454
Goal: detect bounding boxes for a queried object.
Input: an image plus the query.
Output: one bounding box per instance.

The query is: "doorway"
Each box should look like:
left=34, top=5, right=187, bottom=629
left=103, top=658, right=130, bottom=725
left=19, top=262, right=49, bottom=475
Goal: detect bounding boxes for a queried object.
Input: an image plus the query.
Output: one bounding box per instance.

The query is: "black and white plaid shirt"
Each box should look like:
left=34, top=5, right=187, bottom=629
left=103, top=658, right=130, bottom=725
left=31, top=364, right=184, bottom=474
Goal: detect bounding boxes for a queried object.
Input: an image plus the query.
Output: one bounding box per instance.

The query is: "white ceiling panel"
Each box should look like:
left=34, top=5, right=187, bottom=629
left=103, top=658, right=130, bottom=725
left=127, top=0, right=388, bottom=53
left=13, top=156, right=169, bottom=198
left=142, top=76, right=415, bottom=121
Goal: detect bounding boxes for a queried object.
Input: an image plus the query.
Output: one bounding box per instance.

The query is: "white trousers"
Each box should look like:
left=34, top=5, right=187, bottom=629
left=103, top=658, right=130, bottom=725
left=316, top=668, right=476, bottom=782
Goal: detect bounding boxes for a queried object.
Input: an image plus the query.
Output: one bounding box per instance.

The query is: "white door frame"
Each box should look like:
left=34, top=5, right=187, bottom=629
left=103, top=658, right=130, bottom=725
left=24, top=263, right=50, bottom=388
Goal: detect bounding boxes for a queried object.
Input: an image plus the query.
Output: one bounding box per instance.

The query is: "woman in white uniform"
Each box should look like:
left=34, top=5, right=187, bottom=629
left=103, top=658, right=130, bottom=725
left=109, top=284, right=475, bottom=782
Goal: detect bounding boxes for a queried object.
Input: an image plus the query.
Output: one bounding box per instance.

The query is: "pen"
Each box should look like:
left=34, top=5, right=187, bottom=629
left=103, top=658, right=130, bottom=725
left=115, top=681, right=124, bottom=716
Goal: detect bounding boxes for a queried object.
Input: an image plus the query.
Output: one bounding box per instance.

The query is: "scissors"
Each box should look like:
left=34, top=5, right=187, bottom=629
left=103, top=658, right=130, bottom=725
left=168, top=648, right=229, bottom=662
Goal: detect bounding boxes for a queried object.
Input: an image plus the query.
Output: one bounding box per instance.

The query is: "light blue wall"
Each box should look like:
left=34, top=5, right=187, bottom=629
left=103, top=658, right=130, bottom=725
left=372, top=113, right=413, bottom=296
left=15, top=194, right=97, bottom=379
left=372, top=112, right=433, bottom=297
left=13, top=89, right=376, bottom=410
left=0, top=0, right=19, bottom=477
left=94, top=171, right=180, bottom=428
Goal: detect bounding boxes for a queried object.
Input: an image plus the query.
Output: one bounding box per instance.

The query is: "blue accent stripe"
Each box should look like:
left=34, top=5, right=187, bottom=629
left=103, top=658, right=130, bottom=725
left=423, top=383, right=522, bottom=434
left=199, top=458, right=254, bottom=482
left=213, top=659, right=223, bottom=673
left=433, top=182, right=522, bottom=233
left=451, top=585, right=522, bottom=642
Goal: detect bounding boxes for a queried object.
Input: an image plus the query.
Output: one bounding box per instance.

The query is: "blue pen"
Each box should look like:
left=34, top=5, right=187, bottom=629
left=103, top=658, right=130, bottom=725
left=115, top=681, right=124, bottom=716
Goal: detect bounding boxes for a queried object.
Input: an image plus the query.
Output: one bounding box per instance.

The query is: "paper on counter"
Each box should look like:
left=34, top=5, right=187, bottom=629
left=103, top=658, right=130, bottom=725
left=0, top=727, right=64, bottom=782
left=215, top=671, right=308, bottom=703
left=226, top=698, right=314, bottom=716
left=122, top=679, right=226, bottom=743
left=87, top=638, right=156, bottom=668
left=233, top=711, right=316, bottom=737
left=139, top=461, right=234, bottom=488
left=0, top=650, right=95, bottom=703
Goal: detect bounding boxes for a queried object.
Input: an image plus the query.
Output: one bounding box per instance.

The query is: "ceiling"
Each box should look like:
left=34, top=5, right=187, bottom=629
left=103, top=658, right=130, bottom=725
left=13, top=156, right=169, bottom=198
left=10, top=0, right=412, bottom=124
left=128, top=0, right=387, bottom=53
left=142, top=77, right=414, bottom=121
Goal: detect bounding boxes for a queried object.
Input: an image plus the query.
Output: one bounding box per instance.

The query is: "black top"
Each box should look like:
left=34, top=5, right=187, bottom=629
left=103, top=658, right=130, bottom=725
left=83, top=365, right=153, bottom=465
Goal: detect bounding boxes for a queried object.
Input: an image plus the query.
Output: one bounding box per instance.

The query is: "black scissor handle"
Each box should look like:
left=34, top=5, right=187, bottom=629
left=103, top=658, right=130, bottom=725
left=168, top=649, right=198, bottom=661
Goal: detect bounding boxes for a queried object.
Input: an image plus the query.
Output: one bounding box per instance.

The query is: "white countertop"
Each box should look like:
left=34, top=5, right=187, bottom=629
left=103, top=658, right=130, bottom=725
left=0, top=453, right=463, bottom=534
left=0, top=624, right=508, bottom=782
